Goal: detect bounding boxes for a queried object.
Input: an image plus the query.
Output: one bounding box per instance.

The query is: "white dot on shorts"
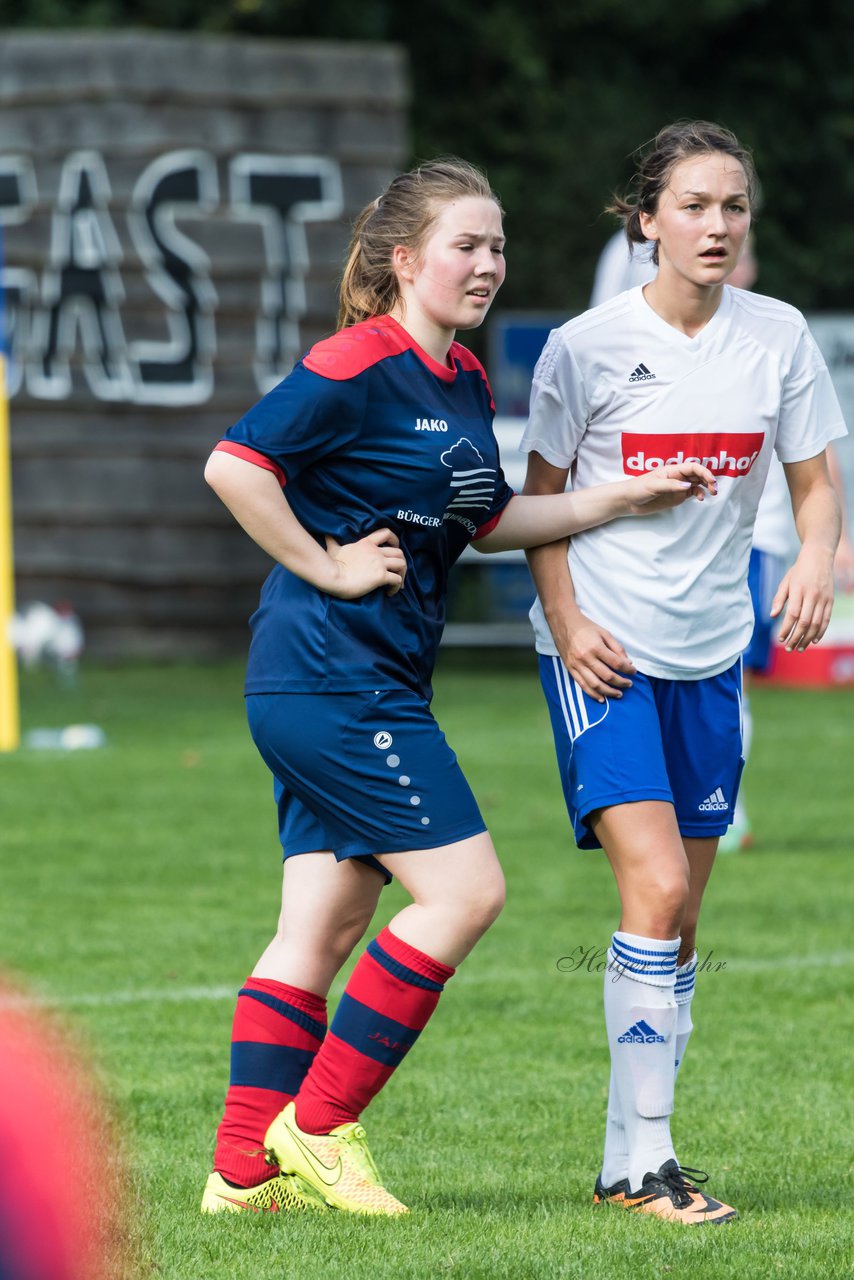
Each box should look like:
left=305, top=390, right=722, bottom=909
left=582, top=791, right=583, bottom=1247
left=398, top=775, right=410, bottom=786
left=386, top=755, right=400, bottom=768
left=410, top=795, right=421, bottom=806
left=421, top=817, right=430, bottom=825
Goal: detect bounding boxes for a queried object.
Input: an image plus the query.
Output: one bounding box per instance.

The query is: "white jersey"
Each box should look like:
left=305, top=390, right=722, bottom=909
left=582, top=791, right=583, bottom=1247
left=521, top=284, right=847, bottom=679
left=752, top=452, right=795, bottom=555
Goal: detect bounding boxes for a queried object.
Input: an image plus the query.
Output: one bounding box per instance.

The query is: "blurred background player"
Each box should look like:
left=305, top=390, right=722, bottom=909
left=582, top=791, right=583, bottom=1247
left=720, top=446, right=854, bottom=849
left=590, top=226, right=854, bottom=854
left=524, top=120, right=846, bottom=1224
left=10, top=599, right=84, bottom=686
left=200, top=157, right=713, bottom=1217
left=589, top=228, right=657, bottom=307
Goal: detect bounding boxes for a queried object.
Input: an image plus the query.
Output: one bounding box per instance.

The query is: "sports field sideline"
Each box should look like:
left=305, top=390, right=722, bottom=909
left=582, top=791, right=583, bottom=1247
left=2, top=655, right=852, bottom=1279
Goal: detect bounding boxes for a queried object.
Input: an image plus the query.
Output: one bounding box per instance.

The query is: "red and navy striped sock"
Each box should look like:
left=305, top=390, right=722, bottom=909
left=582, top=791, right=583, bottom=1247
left=294, top=926, right=455, bottom=1136
left=213, top=976, right=327, bottom=1187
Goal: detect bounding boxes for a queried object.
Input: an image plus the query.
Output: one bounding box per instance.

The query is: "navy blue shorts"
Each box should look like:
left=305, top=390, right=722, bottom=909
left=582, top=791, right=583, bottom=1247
left=539, top=655, right=745, bottom=849
left=246, top=688, right=487, bottom=878
left=744, top=547, right=785, bottom=674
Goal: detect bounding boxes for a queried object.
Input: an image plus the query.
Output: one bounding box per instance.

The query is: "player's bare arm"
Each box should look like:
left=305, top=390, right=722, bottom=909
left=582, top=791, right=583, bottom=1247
left=204, top=449, right=406, bottom=598
left=827, top=444, right=854, bottom=590
left=474, top=458, right=715, bottom=554
left=772, top=451, right=841, bottom=651
left=511, top=450, right=634, bottom=702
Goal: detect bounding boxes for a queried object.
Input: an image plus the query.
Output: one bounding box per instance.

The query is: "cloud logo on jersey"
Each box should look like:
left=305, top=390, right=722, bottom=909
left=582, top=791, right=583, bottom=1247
left=440, top=438, right=497, bottom=519
left=621, top=431, right=765, bottom=479
left=618, top=1019, right=666, bottom=1044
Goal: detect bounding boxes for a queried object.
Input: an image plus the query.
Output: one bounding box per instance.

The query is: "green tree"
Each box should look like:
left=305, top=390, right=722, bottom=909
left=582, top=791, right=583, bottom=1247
left=1, top=0, right=852, bottom=310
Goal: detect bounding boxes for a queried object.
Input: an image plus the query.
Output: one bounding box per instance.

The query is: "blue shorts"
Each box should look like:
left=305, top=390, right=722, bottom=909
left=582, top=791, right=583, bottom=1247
left=538, top=655, right=745, bottom=849
left=744, top=547, right=786, bottom=674
left=246, top=688, right=487, bottom=878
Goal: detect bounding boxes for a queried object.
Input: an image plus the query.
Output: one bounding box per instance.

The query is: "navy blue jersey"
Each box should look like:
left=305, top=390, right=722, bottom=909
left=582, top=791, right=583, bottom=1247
left=216, top=315, right=514, bottom=699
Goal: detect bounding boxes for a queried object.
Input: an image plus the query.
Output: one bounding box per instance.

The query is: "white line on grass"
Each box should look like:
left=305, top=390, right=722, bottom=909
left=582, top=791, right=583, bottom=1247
left=0, top=984, right=238, bottom=1009
left=2, top=950, right=853, bottom=1010
left=726, top=950, right=854, bottom=972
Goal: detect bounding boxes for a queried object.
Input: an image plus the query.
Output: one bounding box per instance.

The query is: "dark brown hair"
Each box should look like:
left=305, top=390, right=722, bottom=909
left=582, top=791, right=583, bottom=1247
left=338, top=158, right=501, bottom=329
left=608, top=120, right=758, bottom=264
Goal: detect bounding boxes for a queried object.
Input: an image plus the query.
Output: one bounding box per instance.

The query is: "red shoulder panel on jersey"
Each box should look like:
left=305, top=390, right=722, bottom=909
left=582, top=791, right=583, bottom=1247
left=451, top=342, right=495, bottom=412
left=304, top=316, right=410, bottom=381
left=213, top=440, right=287, bottom=486
left=472, top=506, right=509, bottom=541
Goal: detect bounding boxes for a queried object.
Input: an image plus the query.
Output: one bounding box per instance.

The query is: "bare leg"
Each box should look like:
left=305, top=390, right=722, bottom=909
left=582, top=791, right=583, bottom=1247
left=591, top=802, right=726, bottom=1194
left=591, top=800, right=691, bottom=939
left=377, top=831, right=506, bottom=967
left=591, top=801, right=720, bottom=970
left=679, top=836, right=719, bottom=960
left=263, top=832, right=506, bottom=1196
left=591, top=801, right=687, bottom=1191
left=253, top=852, right=385, bottom=994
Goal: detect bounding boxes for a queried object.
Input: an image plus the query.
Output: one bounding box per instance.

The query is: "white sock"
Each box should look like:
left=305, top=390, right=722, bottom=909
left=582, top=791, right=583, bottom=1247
left=601, top=947, right=697, bottom=1185
left=674, top=951, right=697, bottom=1078
left=604, top=931, right=679, bottom=1192
left=600, top=1065, right=629, bottom=1188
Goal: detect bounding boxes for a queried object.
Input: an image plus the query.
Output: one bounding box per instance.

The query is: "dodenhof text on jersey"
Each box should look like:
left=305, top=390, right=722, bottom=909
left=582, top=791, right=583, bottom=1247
left=621, top=431, right=765, bottom=478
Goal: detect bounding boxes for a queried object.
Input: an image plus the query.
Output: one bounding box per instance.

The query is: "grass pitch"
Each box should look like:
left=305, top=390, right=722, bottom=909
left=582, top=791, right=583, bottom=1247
left=2, top=653, right=852, bottom=1279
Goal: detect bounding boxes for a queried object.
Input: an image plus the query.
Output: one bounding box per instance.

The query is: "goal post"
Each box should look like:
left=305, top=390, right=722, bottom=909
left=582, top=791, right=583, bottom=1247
left=0, top=227, right=20, bottom=752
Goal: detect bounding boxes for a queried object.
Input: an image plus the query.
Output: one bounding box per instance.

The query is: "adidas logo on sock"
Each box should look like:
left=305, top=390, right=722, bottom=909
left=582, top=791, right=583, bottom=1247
left=699, top=786, right=729, bottom=812
left=628, top=362, right=656, bottom=382
left=618, top=1019, right=666, bottom=1044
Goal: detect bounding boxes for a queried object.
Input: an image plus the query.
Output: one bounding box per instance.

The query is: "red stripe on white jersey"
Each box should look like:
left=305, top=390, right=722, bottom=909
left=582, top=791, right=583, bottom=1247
left=621, top=431, right=765, bottom=479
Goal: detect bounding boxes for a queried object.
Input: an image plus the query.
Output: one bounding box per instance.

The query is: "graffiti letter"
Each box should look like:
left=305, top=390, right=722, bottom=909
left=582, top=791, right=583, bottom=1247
left=28, top=151, right=133, bottom=401
left=128, top=150, right=218, bottom=405
left=229, top=155, right=342, bottom=393
left=0, top=156, right=38, bottom=397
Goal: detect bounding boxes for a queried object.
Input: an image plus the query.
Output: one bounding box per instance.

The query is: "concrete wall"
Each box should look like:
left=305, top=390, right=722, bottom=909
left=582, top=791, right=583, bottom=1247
left=0, top=32, right=408, bottom=656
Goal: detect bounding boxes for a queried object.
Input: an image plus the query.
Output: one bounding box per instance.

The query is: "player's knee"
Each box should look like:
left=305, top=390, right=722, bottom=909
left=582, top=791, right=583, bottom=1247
left=644, top=871, right=690, bottom=936
left=459, top=872, right=506, bottom=937
left=336, top=908, right=377, bottom=960
left=481, top=875, right=507, bottom=928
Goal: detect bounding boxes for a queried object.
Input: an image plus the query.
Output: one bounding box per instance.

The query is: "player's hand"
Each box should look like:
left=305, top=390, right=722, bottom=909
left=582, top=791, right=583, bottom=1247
left=770, top=544, right=835, bottom=652
left=625, top=462, right=717, bottom=514
left=324, top=529, right=407, bottom=598
left=552, top=609, right=636, bottom=703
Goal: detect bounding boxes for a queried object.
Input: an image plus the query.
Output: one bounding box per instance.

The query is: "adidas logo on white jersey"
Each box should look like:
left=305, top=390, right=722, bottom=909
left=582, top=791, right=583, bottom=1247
left=628, top=362, right=656, bottom=382
left=699, top=786, right=729, bottom=813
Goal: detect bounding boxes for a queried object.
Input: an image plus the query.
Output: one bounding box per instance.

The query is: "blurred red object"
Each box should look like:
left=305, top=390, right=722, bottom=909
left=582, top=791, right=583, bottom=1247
left=0, top=982, right=130, bottom=1280
left=762, top=641, right=854, bottom=687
